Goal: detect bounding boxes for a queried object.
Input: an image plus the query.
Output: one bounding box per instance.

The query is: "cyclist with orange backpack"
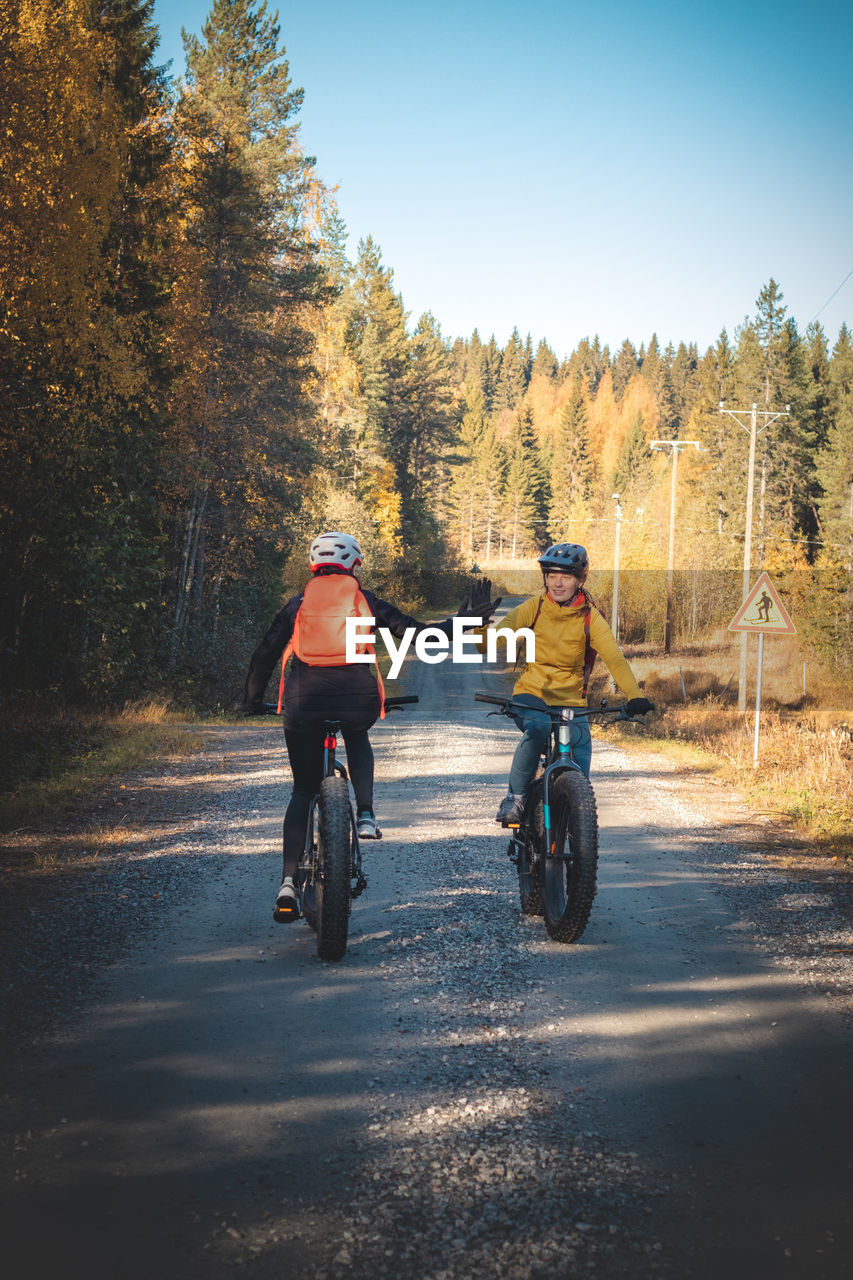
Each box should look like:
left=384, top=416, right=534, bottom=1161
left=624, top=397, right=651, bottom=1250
left=236, top=532, right=498, bottom=921
left=484, top=543, right=653, bottom=826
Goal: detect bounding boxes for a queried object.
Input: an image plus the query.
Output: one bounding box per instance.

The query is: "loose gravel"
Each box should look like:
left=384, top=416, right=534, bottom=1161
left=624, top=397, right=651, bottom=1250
left=1, top=719, right=851, bottom=1280
left=600, top=742, right=853, bottom=1024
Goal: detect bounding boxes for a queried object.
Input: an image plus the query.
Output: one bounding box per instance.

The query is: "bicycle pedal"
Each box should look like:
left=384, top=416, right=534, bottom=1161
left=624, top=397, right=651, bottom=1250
left=273, top=902, right=300, bottom=923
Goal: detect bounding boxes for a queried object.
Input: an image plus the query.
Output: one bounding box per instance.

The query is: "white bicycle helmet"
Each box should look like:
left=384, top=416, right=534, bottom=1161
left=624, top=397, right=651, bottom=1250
left=309, top=531, right=364, bottom=574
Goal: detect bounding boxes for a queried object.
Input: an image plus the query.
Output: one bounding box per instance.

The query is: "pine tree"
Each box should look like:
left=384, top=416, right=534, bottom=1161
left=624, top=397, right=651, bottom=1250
left=407, top=312, right=455, bottom=538
left=164, top=0, right=323, bottom=667
left=495, top=327, right=531, bottom=412
left=692, top=331, right=740, bottom=543
left=482, top=335, right=502, bottom=414
left=732, top=282, right=815, bottom=563
left=670, top=342, right=699, bottom=428
left=808, top=325, right=853, bottom=671
left=470, top=423, right=507, bottom=563
left=503, top=406, right=547, bottom=557
left=641, top=334, right=663, bottom=389
left=549, top=379, right=593, bottom=540
left=612, top=410, right=652, bottom=495
left=532, top=339, right=559, bottom=381
left=566, top=337, right=607, bottom=395
left=611, top=339, right=639, bottom=401
left=0, top=0, right=167, bottom=693
left=350, top=235, right=413, bottom=545
left=448, top=381, right=487, bottom=558
left=816, top=324, right=853, bottom=563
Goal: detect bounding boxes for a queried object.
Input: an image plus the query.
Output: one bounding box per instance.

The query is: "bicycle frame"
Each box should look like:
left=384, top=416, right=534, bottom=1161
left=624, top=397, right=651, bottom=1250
left=303, top=723, right=365, bottom=899
left=300, top=694, right=419, bottom=901
left=476, top=692, right=649, bottom=945
left=474, top=693, right=640, bottom=856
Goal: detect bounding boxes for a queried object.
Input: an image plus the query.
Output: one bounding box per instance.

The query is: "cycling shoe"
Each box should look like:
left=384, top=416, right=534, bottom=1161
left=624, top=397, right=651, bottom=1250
left=273, top=877, right=300, bottom=922
left=357, top=809, right=382, bottom=839
left=496, top=792, right=525, bottom=825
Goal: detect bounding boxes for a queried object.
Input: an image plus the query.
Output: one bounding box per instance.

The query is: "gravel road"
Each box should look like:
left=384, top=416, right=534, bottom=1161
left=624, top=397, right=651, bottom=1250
left=1, top=649, right=852, bottom=1280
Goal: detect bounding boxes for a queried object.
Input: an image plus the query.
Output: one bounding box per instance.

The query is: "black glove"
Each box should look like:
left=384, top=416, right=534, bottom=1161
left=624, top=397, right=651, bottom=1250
left=458, top=577, right=501, bottom=625
left=626, top=697, right=654, bottom=716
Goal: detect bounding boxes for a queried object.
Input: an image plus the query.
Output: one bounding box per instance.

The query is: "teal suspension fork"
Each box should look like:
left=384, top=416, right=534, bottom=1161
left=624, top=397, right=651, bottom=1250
left=542, top=707, right=582, bottom=855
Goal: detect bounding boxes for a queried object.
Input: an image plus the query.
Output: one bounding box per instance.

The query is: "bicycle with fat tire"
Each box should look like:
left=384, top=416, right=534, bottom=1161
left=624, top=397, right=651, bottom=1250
left=475, top=693, right=649, bottom=944
left=295, top=695, right=418, bottom=961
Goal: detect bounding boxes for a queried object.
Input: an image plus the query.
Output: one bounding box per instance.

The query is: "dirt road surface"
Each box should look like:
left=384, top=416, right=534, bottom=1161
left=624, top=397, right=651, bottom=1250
left=2, top=646, right=852, bottom=1280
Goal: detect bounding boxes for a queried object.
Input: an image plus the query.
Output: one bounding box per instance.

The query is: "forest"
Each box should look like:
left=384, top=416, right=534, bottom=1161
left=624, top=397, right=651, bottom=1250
left=2, top=0, right=852, bottom=709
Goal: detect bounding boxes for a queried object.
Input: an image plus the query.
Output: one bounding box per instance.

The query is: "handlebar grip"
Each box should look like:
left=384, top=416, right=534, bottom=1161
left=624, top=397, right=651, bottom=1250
left=474, top=692, right=508, bottom=706
left=383, top=695, right=419, bottom=707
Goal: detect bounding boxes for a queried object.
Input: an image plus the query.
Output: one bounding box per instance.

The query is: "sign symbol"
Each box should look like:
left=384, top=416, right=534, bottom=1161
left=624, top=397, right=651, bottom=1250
left=728, top=572, right=796, bottom=635
left=727, top=571, right=796, bottom=771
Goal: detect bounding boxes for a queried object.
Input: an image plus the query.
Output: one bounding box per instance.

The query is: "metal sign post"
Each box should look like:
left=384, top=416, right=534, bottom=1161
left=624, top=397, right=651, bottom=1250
left=727, top=572, right=796, bottom=768
left=718, top=402, right=790, bottom=715
left=752, top=632, right=765, bottom=769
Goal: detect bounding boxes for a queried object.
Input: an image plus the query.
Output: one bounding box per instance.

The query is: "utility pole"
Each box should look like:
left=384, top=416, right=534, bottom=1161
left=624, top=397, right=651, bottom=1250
left=718, top=401, right=790, bottom=714
left=611, top=492, right=622, bottom=643
left=650, top=440, right=704, bottom=655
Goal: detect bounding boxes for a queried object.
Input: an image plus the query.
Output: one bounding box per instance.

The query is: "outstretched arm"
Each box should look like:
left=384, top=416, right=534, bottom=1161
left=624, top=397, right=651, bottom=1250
left=368, top=578, right=501, bottom=640
left=234, top=596, right=300, bottom=711
left=589, top=610, right=643, bottom=701
left=457, top=577, right=502, bottom=627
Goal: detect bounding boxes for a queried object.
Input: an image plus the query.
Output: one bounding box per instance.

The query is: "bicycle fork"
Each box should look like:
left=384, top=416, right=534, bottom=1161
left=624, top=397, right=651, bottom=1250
left=542, top=709, right=582, bottom=860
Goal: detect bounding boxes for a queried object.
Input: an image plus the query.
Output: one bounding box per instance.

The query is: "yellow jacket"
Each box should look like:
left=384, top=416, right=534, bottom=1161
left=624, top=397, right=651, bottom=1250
left=484, top=592, right=642, bottom=707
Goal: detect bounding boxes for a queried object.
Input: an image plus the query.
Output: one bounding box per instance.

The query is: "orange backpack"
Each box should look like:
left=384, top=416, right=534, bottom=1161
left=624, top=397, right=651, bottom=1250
left=276, top=574, right=385, bottom=716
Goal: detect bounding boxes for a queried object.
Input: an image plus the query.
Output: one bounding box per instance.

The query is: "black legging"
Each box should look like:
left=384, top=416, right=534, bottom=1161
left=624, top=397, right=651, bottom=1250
left=281, top=725, right=374, bottom=880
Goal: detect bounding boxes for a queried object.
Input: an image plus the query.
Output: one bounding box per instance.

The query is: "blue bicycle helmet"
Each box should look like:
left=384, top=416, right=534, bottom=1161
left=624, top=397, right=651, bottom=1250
left=537, top=543, right=589, bottom=579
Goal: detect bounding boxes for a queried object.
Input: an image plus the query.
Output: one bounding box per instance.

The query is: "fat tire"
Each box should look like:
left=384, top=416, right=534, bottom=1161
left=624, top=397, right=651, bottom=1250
left=316, top=775, right=352, bottom=961
left=517, top=783, right=544, bottom=916
left=542, top=769, right=598, bottom=944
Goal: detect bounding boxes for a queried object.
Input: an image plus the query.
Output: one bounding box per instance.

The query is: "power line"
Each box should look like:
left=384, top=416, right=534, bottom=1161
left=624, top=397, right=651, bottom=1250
left=809, top=268, right=853, bottom=325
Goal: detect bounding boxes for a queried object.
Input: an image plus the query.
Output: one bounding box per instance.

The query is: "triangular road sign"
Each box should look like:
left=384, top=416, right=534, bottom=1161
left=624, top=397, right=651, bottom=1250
left=728, top=571, right=796, bottom=634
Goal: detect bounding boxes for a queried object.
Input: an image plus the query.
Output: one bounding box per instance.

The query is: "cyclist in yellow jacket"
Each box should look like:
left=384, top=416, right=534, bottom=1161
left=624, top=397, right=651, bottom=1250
left=488, top=543, right=653, bottom=825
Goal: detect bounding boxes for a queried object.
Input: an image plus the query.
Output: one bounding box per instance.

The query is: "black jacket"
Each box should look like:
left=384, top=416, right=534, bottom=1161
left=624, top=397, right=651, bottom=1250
left=240, top=580, right=455, bottom=712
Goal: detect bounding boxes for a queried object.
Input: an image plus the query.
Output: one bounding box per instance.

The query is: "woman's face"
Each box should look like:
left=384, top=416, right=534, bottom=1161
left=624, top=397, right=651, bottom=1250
left=545, top=570, right=581, bottom=603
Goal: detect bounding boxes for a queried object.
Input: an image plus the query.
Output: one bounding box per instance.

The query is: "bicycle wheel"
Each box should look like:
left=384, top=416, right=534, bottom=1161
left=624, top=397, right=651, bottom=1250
left=516, top=783, right=543, bottom=916
left=541, top=768, right=598, bottom=943
left=315, top=774, right=352, bottom=961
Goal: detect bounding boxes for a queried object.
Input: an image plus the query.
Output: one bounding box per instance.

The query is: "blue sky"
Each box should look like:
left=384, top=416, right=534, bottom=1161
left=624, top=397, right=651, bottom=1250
left=151, top=0, right=852, bottom=359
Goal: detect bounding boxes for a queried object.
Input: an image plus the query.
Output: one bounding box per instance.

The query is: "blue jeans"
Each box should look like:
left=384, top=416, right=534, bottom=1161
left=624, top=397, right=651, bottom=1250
left=508, top=694, right=592, bottom=794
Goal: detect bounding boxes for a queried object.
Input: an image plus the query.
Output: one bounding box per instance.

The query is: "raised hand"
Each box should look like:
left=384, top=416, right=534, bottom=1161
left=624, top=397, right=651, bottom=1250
left=458, top=577, right=501, bottom=624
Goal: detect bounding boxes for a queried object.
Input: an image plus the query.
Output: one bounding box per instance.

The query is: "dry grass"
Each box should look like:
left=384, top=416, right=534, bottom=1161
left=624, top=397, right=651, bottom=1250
left=0, top=698, right=203, bottom=833
left=597, top=638, right=853, bottom=857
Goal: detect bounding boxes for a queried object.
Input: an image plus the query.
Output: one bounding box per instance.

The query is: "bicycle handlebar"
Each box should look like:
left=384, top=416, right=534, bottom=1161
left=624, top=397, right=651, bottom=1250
left=260, top=695, right=419, bottom=717
left=474, top=692, right=516, bottom=707
left=474, top=692, right=647, bottom=722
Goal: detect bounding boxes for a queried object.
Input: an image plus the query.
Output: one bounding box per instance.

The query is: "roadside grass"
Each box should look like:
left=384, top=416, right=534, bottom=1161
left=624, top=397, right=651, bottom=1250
left=2, top=625, right=849, bottom=864
left=593, top=637, right=853, bottom=859
left=0, top=699, right=204, bottom=837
